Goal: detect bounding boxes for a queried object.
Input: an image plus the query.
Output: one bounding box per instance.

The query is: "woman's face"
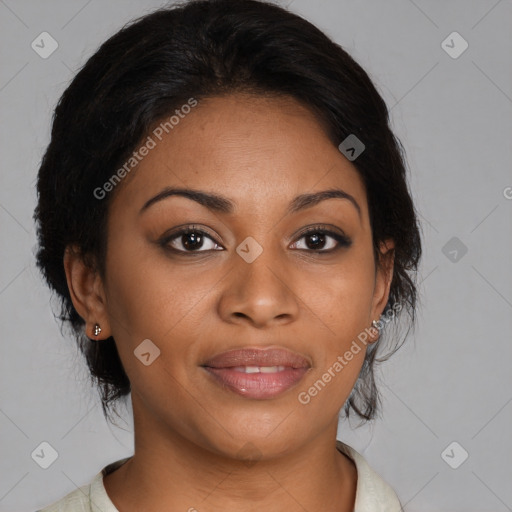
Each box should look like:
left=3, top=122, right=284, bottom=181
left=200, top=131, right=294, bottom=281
left=94, top=93, right=393, bottom=458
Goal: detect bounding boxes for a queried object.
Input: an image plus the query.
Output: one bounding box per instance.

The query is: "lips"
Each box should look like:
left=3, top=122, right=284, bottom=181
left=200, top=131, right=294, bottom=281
left=203, top=348, right=311, bottom=369
left=202, top=348, right=311, bottom=399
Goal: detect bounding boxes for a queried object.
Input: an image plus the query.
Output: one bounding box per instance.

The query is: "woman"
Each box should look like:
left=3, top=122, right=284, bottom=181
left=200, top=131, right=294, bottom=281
left=35, top=0, right=421, bottom=510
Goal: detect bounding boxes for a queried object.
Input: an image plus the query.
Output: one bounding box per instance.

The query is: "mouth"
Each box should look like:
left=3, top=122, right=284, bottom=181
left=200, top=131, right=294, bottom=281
left=201, top=347, right=311, bottom=399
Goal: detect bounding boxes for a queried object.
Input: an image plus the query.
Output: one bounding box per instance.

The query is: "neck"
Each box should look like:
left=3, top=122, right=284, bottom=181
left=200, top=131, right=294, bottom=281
left=103, top=393, right=357, bottom=512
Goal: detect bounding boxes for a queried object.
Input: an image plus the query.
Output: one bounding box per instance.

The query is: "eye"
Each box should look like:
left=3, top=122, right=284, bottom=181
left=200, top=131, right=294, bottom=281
left=159, top=224, right=351, bottom=255
left=290, top=225, right=352, bottom=253
left=160, top=225, right=223, bottom=253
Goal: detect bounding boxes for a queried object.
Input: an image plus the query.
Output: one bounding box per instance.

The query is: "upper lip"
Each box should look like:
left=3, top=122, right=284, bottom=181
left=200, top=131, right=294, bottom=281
left=202, top=347, right=311, bottom=369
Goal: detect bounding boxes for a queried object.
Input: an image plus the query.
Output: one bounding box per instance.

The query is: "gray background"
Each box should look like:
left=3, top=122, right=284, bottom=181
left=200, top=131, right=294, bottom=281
left=1, top=0, right=511, bottom=511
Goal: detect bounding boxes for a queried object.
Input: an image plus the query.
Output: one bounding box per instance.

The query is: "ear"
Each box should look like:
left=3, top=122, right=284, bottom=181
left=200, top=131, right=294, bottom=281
left=369, top=238, right=395, bottom=337
left=63, top=245, right=111, bottom=340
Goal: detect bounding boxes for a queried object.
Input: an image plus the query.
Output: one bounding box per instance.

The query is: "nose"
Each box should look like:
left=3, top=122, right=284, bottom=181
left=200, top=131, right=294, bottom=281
left=218, top=242, right=300, bottom=329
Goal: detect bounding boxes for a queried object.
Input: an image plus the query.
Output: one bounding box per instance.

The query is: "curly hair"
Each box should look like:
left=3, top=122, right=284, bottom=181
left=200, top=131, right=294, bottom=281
left=33, top=0, right=422, bottom=425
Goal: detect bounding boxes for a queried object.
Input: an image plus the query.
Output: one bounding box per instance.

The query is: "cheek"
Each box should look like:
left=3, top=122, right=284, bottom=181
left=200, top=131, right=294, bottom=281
left=103, top=234, right=217, bottom=352
left=311, top=250, right=376, bottom=336
left=101, top=239, right=197, bottom=393
left=300, top=247, right=376, bottom=402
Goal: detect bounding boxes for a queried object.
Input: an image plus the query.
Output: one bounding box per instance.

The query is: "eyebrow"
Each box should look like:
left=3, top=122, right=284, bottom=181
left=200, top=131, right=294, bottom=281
left=139, top=186, right=361, bottom=218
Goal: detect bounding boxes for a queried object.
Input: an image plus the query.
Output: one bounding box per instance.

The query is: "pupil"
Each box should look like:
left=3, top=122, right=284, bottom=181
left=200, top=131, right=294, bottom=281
left=183, top=232, right=203, bottom=250
left=307, top=233, right=325, bottom=249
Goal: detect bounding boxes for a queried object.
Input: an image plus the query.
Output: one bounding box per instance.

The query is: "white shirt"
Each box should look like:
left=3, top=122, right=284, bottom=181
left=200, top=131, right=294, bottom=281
left=38, top=441, right=402, bottom=511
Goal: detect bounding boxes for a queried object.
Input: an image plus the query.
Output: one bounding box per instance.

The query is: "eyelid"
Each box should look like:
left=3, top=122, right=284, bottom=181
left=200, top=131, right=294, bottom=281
left=294, top=224, right=348, bottom=239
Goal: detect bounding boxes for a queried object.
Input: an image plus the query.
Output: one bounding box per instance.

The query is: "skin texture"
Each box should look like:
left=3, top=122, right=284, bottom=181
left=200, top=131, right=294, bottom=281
left=64, top=93, right=394, bottom=511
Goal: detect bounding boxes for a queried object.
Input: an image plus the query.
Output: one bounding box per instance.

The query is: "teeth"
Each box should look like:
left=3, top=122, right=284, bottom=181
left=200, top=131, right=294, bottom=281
left=260, top=365, right=286, bottom=373
left=232, top=366, right=286, bottom=373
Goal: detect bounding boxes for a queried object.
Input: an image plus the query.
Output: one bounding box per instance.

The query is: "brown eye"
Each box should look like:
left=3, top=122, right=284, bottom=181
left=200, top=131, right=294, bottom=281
left=160, top=227, right=223, bottom=253
left=303, top=232, right=328, bottom=250
left=290, top=227, right=352, bottom=253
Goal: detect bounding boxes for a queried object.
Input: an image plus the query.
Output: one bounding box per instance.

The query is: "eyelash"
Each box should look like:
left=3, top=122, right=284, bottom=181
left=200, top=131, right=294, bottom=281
left=159, top=224, right=352, bottom=255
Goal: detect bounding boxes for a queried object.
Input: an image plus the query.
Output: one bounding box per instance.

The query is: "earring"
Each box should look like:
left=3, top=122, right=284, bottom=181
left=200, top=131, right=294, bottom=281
left=93, top=323, right=102, bottom=337
left=370, top=319, right=380, bottom=342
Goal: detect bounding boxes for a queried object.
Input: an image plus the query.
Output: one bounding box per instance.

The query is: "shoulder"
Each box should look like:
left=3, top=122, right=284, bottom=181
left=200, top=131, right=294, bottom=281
left=336, top=440, right=403, bottom=512
left=36, top=477, right=94, bottom=512
left=37, top=458, right=130, bottom=512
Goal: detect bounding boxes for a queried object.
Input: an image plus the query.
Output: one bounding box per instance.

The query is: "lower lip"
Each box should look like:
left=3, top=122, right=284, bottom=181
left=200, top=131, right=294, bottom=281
left=203, top=367, right=310, bottom=399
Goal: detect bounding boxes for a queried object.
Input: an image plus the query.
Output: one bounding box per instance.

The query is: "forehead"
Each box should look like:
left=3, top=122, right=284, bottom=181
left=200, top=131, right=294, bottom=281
left=110, top=93, right=368, bottom=219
